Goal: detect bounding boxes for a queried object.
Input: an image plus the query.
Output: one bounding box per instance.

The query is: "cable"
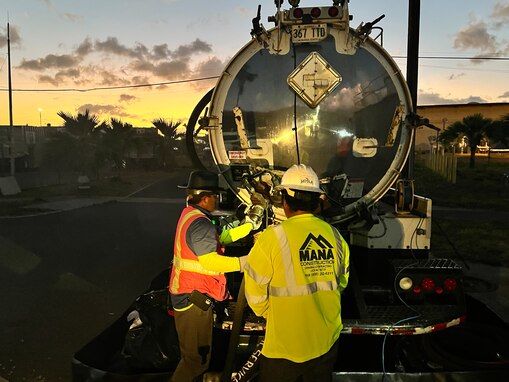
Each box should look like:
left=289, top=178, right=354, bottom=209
left=0, top=75, right=220, bottom=93
left=381, top=314, right=421, bottom=381
left=380, top=215, right=427, bottom=380
left=381, top=264, right=422, bottom=381
left=392, top=55, right=509, bottom=61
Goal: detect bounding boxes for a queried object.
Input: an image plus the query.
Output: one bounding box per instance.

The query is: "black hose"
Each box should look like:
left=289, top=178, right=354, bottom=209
left=221, top=277, right=247, bottom=382
left=186, top=88, right=214, bottom=170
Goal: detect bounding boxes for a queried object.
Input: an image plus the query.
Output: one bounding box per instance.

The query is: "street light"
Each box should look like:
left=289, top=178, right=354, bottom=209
left=38, top=108, right=42, bottom=127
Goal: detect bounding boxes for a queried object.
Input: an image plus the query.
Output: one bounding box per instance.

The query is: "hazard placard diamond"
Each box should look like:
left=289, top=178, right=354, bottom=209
left=287, top=52, right=342, bottom=108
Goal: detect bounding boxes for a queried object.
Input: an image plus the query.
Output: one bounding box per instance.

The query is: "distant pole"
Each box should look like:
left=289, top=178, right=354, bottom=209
left=39, top=108, right=43, bottom=127
left=7, top=22, right=15, bottom=175
left=404, top=0, right=420, bottom=180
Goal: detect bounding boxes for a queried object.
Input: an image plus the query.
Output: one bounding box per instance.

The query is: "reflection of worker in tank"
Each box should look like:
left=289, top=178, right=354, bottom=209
left=244, top=164, right=350, bottom=382
left=324, top=135, right=353, bottom=177
left=169, top=170, right=262, bottom=382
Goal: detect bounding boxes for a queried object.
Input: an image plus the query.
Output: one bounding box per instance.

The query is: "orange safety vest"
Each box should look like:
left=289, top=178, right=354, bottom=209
left=169, top=205, right=229, bottom=302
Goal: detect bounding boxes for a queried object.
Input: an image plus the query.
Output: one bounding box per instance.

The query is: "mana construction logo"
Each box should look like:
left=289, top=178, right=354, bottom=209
left=299, top=233, right=335, bottom=262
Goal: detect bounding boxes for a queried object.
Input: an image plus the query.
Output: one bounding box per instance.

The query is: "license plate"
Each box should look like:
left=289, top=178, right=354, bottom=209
left=291, top=24, right=327, bottom=43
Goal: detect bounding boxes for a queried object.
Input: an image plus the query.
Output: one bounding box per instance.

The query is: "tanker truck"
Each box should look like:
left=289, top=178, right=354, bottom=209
left=72, top=1, right=509, bottom=381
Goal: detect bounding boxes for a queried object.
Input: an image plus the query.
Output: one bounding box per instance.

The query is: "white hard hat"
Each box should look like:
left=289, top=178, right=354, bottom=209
left=276, top=164, right=323, bottom=194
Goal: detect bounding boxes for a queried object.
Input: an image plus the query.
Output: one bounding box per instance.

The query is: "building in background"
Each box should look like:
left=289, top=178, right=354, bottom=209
left=415, top=102, right=509, bottom=153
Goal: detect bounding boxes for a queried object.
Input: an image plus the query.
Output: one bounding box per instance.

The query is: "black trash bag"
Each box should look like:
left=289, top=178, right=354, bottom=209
left=122, top=288, right=180, bottom=372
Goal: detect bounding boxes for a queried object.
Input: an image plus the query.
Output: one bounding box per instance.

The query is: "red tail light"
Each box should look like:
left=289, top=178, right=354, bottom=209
left=293, top=8, right=303, bottom=18
left=444, top=278, right=458, bottom=291
left=310, top=7, right=321, bottom=18
left=421, top=277, right=435, bottom=291
left=328, top=6, right=339, bottom=17
left=435, top=287, right=444, bottom=294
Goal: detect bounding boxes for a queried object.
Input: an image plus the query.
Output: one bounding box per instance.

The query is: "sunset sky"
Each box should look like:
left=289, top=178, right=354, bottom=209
left=0, top=0, right=508, bottom=128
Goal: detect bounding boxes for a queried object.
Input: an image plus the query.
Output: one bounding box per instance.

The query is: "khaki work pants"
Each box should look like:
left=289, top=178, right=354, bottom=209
left=171, top=304, right=214, bottom=382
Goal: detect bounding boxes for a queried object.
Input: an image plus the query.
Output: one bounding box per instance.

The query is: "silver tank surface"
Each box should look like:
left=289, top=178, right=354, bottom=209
left=205, top=4, right=413, bottom=224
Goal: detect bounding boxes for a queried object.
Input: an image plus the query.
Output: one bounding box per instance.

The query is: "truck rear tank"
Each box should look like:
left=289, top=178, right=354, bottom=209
left=72, top=1, right=509, bottom=381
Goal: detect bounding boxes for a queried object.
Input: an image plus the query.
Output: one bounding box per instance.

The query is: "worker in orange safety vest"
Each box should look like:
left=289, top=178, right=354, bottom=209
left=169, top=170, right=262, bottom=382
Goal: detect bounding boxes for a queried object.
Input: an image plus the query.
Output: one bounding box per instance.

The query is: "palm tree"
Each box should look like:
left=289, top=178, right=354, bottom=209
left=151, top=118, right=183, bottom=168
left=57, top=109, right=99, bottom=138
left=100, top=118, right=136, bottom=173
left=486, top=113, right=509, bottom=149
left=56, top=109, right=102, bottom=175
left=439, top=113, right=492, bottom=168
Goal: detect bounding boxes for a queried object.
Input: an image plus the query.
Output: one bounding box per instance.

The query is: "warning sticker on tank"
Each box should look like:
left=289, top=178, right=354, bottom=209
left=228, top=151, right=247, bottom=160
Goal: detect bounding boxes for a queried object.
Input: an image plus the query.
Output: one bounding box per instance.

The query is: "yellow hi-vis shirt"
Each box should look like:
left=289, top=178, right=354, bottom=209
left=244, top=213, right=350, bottom=363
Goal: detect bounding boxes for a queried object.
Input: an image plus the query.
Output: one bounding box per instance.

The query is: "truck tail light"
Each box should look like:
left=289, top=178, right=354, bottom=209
left=421, top=277, right=435, bottom=291
left=444, top=278, right=458, bottom=291
left=310, top=7, right=321, bottom=18
left=328, top=6, right=339, bottom=17
left=293, top=8, right=303, bottom=19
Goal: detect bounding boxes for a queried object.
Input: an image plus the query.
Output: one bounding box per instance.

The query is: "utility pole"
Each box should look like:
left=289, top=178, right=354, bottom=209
left=7, top=22, right=15, bottom=176
left=404, top=0, right=420, bottom=180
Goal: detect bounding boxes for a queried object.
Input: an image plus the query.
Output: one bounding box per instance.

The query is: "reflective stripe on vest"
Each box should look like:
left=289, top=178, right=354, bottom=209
left=331, top=226, right=349, bottom=276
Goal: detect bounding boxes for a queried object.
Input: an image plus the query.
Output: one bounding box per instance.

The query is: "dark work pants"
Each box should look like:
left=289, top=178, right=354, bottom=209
left=257, top=340, right=339, bottom=382
left=171, top=305, right=214, bottom=382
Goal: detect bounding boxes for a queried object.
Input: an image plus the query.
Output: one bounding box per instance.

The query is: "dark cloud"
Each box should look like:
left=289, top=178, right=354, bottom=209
left=18, top=53, right=81, bottom=70
left=152, top=44, right=171, bottom=60
left=75, top=38, right=94, bottom=56
left=152, top=60, right=189, bottom=78
left=448, top=73, right=465, bottom=80
left=119, top=94, right=137, bottom=103
left=418, top=90, right=488, bottom=105
left=98, top=70, right=132, bottom=86
left=193, top=56, right=225, bottom=77
left=55, top=68, right=81, bottom=80
left=36, top=68, right=81, bottom=87
left=453, top=20, right=498, bottom=52
left=129, top=58, right=190, bottom=79
left=130, top=60, right=156, bottom=72
left=453, top=3, right=509, bottom=58
left=16, top=33, right=216, bottom=87
left=131, top=75, right=151, bottom=85
left=190, top=56, right=225, bottom=91
left=0, top=24, right=22, bottom=48
left=77, top=103, right=134, bottom=120
left=172, top=39, right=212, bottom=59
left=492, top=2, right=509, bottom=25
left=94, top=37, right=143, bottom=58
left=498, top=91, right=509, bottom=99
left=38, top=74, right=60, bottom=86
left=92, top=37, right=210, bottom=62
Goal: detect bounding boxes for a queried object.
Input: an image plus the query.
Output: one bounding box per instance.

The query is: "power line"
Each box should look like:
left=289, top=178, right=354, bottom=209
left=0, top=55, right=508, bottom=94
left=393, top=55, right=509, bottom=61
left=0, top=75, right=220, bottom=93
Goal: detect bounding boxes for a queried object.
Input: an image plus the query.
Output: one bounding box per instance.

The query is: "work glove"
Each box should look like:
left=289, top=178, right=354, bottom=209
left=244, top=212, right=263, bottom=231
left=239, top=255, right=248, bottom=272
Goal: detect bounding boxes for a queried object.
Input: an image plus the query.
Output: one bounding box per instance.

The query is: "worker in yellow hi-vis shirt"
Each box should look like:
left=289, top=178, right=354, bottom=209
left=244, top=164, right=350, bottom=382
